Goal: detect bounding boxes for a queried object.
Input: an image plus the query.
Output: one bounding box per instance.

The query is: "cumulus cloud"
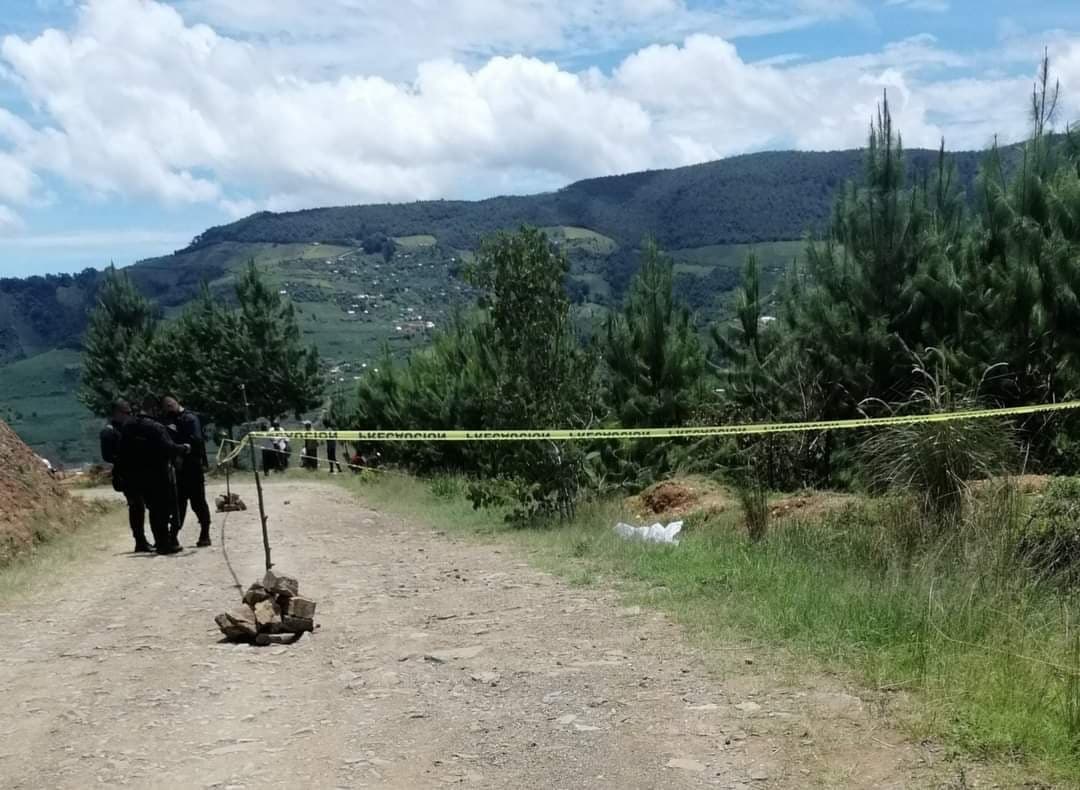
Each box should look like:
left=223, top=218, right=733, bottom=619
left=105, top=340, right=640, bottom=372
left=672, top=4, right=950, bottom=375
left=0, top=0, right=1070, bottom=219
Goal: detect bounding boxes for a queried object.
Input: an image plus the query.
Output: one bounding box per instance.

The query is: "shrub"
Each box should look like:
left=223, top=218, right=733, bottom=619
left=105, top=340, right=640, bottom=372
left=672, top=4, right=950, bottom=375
left=1018, top=477, right=1080, bottom=584
left=733, top=476, right=768, bottom=543
left=858, top=354, right=1016, bottom=526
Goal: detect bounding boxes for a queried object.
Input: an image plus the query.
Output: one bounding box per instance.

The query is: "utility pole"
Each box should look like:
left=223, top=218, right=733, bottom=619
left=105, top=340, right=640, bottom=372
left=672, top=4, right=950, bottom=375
left=242, top=384, right=273, bottom=570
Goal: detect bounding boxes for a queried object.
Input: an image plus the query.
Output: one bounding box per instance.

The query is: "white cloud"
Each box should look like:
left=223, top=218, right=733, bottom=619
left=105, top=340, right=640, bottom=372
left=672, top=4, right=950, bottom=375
left=0, top=205, right=25, bottom=234
left=0, top=0, right=1069, bottom=221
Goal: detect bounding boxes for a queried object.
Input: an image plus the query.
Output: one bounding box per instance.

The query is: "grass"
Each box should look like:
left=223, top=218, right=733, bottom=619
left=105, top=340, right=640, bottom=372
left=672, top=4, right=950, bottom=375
left=0, top=499, right=118, bottom=601
left=337, top=471, right=1080, bottom=785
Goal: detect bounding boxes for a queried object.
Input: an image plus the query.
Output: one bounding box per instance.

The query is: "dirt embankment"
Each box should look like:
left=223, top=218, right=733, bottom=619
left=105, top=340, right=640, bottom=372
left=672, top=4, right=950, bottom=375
left=630, top=477, right=855, bottom=525
left=0, top=419, right=96, bottom=565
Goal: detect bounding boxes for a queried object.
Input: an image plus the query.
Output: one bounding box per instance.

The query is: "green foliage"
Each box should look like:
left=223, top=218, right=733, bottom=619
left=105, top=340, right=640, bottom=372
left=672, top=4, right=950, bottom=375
left=80, top=261, right=322, bottom=434
left=858, top=353, right=1017, bottom=524
left=353, top=313, right=497, bottom=471
left=146, top=286, right=250, bottom=431
left=462, top=227, right=597, bottom=521
left=1018, top=477, right=1080, bottom=584
left=77, top=267, right=159, bottom=416
left=229, top=261, right=324, bottom=421
left=733, top=476, right=768, bottom=543
left=602, top=241, right=707, bottom=482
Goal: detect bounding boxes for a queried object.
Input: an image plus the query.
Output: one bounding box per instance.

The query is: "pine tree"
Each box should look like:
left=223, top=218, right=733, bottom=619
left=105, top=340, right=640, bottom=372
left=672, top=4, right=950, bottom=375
left=78, top=267, right=159, bottom=416
left=961, top=54, right=1080, bottom=465
left=151, top=286, right=249, bottom=434
left=602, top=241, right=706, bottom=479
left=605, top=241, right=706, bottom=428
left=778, top=93, right=942, bottom=418
left=232, top=261, right=324, bottom=422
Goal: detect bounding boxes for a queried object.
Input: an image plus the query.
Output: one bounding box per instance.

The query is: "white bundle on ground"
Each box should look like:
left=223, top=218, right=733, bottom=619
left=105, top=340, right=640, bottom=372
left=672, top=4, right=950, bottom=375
left=613, top=520, right=683, bottom=545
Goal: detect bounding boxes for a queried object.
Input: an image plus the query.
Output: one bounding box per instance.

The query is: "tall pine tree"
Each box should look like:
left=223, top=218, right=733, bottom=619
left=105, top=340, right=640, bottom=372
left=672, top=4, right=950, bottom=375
left=78, top=267, right=159, bottom=416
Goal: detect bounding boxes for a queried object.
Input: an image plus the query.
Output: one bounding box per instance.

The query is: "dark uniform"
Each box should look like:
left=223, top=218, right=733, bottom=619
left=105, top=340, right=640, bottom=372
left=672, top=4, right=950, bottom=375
left=100, top=417, right=150, bottom=551
left=302, top=437, right=319, bottom=470
left=166, top=409, right=211, bottom=545
left=120, top=412, right=188, bottom=553
left=326, top=438, right=342, bottom=473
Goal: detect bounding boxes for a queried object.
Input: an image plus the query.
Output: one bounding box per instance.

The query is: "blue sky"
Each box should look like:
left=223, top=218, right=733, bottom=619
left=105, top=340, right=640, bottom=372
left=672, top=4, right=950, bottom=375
left=0, top=0, right=1079, bottom=277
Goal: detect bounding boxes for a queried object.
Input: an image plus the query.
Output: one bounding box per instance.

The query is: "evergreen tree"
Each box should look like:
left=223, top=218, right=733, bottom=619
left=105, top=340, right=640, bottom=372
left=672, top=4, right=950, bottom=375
left=777, top=94, right=951, bottom=420
left=232, top=261, right=324, bottom=421
left=464, top=227, right=597, bottom=519
left=78, top=267, right=159, bottom=416
left=605, top=241, right=706, bottom=428
left=961, top=55, right=1080, bottom=464
left=149, top=286, right=249, bottom=434
left=603, top=241, right=706, bottom=478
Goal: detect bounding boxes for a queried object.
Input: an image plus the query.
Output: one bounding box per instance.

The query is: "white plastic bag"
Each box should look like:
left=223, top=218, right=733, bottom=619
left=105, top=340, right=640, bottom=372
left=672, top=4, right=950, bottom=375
left=613, top=520, right=683, bottom=545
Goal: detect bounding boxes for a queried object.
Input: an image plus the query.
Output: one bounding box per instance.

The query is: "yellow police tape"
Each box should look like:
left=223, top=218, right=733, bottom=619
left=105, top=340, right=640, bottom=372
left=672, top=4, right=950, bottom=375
left=214, top=399, right=1080, bottom=467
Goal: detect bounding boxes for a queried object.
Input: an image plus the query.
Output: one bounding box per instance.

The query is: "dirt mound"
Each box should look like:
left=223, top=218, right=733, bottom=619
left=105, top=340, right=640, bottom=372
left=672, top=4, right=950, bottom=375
left=632, top=477, right=733, bottom=519
left=769, top=491, right=855, bottom=520
left=640, top=480, right=699, bottom=514
left=0, top=419, right=91, bottom=565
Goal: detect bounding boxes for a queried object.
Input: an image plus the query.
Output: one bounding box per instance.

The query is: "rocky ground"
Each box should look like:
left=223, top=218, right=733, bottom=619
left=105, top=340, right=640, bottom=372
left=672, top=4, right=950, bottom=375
left=0, top=479, right=987, bottom=788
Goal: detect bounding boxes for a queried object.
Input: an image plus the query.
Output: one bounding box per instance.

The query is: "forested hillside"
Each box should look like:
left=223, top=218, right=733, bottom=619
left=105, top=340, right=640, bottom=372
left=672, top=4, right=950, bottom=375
left=0, top=142, right=1010, bottom=463
left=188, top=146, right=991, bottom=253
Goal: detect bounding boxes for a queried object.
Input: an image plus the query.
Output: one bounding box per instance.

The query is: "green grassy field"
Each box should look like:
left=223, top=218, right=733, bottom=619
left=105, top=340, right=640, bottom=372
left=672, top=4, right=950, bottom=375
left=339, top=471, right=1079, bottom=786
left=0, top=349, right=99, bottom=465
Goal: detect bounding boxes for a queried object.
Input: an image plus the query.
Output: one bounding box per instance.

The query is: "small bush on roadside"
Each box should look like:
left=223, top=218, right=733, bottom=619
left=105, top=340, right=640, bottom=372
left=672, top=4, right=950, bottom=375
left=1018, top=477, right=1080, bottom=584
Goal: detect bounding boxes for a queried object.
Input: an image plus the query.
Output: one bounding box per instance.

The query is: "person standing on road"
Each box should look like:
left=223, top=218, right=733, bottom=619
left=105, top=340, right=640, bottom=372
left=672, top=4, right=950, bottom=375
left=270, top=419, right=289, bottom=472
left=162, top=394, right=213, bottom=548
left=100, top=399, right=152, bottom=553
left=324, top=418, right=342, bottom=474
left=121, top=396, right=190, bottom=555
left=302, top=420, right=319, bottom=471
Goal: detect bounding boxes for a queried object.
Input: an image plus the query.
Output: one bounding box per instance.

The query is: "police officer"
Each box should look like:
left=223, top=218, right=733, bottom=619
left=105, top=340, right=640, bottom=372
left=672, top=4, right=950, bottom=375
left=100, top=399, right=152, bottom=553
left=162, top=394, right=213, bottom=548
left=121, top=395, right=190, bottom=555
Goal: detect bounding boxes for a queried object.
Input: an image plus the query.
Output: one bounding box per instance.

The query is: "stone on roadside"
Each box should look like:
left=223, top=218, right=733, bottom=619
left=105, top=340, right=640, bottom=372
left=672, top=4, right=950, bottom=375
left=282, top=614, right=315, bottom=633
left=253, top=598, right=282, bottom=633
left=262, top=569, right=300, bottom=598
left=285, top=596, right=316, bottom=619
left=215, top=605, right=257, bottom=640
left=242, top=584, right=271, bottom=607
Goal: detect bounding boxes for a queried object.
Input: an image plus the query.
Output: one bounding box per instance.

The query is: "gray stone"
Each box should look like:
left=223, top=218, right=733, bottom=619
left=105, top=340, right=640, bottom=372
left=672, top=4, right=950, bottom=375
left=262, top=569, right=300, bottom=597
left=215, top=606, right=257, bottom=640
left=281, top=614, right=314, bottom=633
left=735, top=701, right=762, bottom=713
left=285, top=596, right=316, bottom=619
left=253, top=598, right=282, bottom=633
left=242, top=584, right=271, bottom=607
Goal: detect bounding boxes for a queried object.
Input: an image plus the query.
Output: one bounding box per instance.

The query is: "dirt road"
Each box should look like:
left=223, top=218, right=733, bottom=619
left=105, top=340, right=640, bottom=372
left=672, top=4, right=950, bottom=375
left=0, top=480, right=966, bottom=788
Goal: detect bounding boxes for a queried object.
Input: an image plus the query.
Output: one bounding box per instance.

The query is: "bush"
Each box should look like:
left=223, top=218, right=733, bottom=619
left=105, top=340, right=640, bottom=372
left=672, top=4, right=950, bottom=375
left=858, top=356, right=1016, bottom=526
left=1018, top=477, right=1080, bottom=584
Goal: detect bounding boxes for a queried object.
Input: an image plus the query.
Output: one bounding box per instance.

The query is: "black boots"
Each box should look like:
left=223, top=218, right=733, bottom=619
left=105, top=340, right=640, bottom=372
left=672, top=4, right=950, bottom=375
left=133, top=539, right=154, bottom=553
left=196, top=525, right=212, bottom=548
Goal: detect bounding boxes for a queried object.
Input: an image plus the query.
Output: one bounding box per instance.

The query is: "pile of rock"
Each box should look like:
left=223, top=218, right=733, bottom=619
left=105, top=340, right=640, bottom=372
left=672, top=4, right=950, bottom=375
left=215, top=492, right=247, bottom=512
left=215, top=569, right=317, bottom=645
